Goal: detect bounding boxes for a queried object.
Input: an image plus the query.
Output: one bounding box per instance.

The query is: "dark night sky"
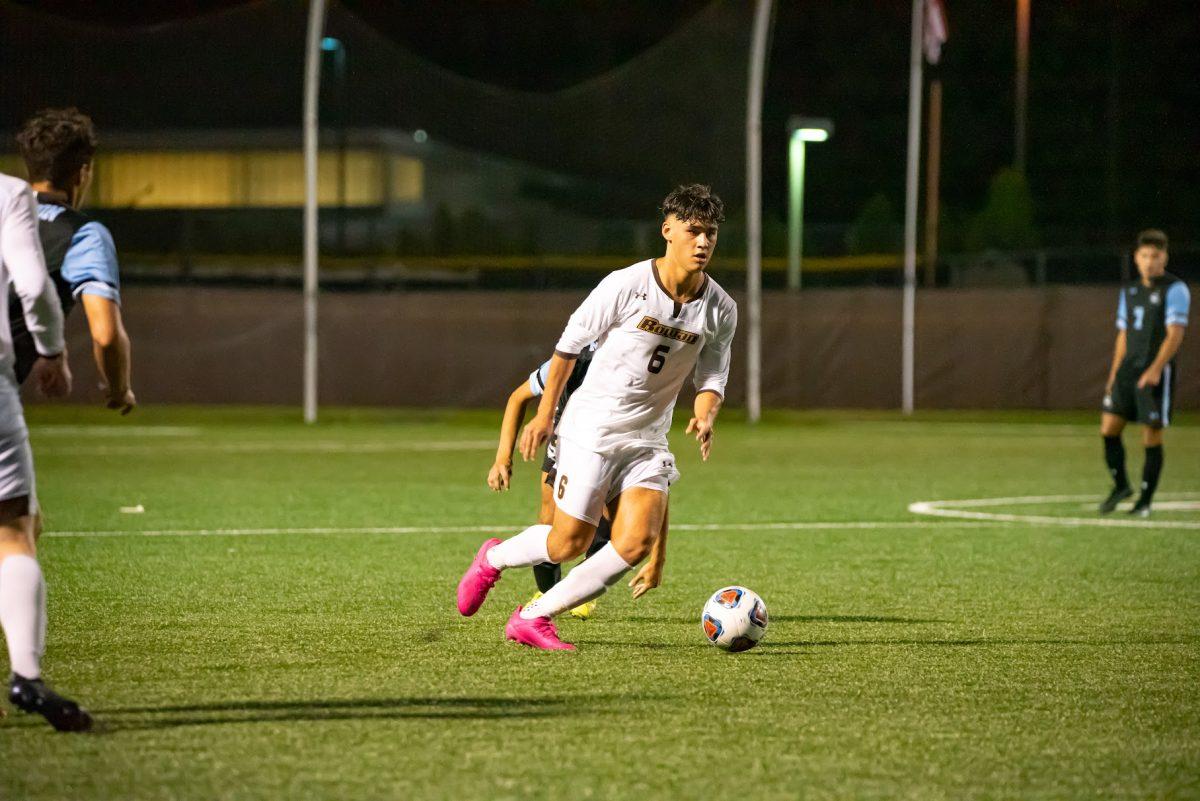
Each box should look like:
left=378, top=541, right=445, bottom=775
left=5, top=0, right=1199, bottom=244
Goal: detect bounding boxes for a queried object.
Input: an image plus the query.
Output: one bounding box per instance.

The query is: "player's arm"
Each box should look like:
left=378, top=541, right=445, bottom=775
left=1105, top=330, right=1126, bottom=395
left=518, top=353, right=575, bottom=461
left=489, top=379, right=536, bottom=491
left=1106, top=289, right=1127, bottom=395
left=1138, top=283, right=1190, bottom=389
left=687, top=390, right=723, bottom=462
left=80, top=294, right=135, bottom=414
left=688, top=303, right=737, bottom=461
left=2, top=183, right=70, bottom=398
left=1138, top=325, right=1185, bottom=389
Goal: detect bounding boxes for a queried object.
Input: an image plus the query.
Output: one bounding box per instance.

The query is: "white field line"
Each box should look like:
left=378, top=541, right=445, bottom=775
left=909, top=493, right=1200, bottom=530
left=30, top=425, right=203, bottom=437
left=43, top=520, right=997, bottom=539
left=33, top=440, right=496, bottom=455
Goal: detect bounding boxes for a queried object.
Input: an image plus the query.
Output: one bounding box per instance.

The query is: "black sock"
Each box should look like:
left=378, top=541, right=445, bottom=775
left=585, top=516, right=613, bottom=560
left=532, top=561, right=561, bottom=593
left=1139, top=445, right=1163, bottom=504
left=1104, top=435, right=1128, bottom=490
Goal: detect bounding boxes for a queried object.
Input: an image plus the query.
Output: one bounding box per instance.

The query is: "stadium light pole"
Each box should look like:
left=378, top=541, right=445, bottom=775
left=303, top=0, right=327, bottom=424
left=321, top=36, right=347, bottom=254
left=745, top=0, right=774, bottom=425
left=786, top=117, right=833, bottom=292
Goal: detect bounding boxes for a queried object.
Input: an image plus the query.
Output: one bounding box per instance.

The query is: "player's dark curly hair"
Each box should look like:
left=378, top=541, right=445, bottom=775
left=661, top=184, right=725, bottom=225
left=16, top=108, right=97, bottom=188
left=1137, top=229, right=1168, bottom=251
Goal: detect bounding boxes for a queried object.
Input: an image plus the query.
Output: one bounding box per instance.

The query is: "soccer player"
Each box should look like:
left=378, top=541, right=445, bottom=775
left=488, top=345, right=613, bottom=618
left=0, top=171, right=91, bottom=730
left=1099, top=229, right=1189, bottom=517
left=13, top=108, right=135, bottom=412
left=459, top=184, right=736, bottom=650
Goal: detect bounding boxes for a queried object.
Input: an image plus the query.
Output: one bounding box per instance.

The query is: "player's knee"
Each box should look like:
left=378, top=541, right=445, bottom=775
left=546, top=519, right=593, bottom=563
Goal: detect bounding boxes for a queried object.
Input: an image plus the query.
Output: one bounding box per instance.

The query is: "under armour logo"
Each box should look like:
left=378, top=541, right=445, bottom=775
left=633, top=291, right=648, bottom=300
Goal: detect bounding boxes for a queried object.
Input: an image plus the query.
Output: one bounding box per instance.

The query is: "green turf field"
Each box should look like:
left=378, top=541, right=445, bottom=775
left=2, top=406, right=1197, bottom=800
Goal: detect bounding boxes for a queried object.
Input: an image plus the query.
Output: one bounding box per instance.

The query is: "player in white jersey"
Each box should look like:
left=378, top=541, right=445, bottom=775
left=458, top=184, right=736, bottom=650
left=0, top=173, right=91, bottom=730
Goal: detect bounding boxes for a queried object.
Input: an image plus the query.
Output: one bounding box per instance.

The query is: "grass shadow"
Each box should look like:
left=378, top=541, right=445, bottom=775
left=89, top=693, right=648, bottom=733
left=623, top=614, right=949, bottom=625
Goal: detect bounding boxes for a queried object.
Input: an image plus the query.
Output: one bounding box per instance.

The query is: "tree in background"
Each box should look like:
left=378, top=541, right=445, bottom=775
left=845, top=192, right=902, bottom=254
left=965, top=168, right=1039, bottom=252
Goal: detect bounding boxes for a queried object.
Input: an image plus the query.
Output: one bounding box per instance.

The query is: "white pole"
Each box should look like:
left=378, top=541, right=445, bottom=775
left=745, top=0, right=772, bottom=424
left=303, top=0, right=326, bottom=424
left=902, top=0, right=924, bottom=415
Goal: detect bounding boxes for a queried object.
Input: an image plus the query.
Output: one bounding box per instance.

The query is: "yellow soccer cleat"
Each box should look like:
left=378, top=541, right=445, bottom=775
left=569, top=600, right=597, bottom=620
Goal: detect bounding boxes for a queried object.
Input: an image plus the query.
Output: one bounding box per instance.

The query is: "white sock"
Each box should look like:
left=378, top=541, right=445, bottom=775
left=0, top=555, right=46, bottom=679
left=522, top=543, right=632, bottom=619
left=486, top=524, right=551, bottom=570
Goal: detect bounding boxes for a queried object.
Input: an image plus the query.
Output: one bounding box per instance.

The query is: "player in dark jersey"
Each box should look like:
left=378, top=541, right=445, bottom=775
left=14, top=108, right=135, bottom=412
left=487, top=343, right=612, bottom=617
left=1099, top=229, right=1189, bottom=517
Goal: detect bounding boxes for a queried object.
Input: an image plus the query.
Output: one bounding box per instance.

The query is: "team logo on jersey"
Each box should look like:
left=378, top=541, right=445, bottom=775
left=702, top=613, right=723, bottom=641
left=1150, top=292, right=1161, bottom=305
left=637, top=316, right=700, bottom=344
left=714, top=588, right=743, bottom=608
left=749, top=600, right=768, bottom=628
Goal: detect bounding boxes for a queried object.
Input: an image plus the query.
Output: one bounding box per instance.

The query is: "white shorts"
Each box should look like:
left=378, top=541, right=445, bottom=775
left=551, top=437, right=680, bottom=525
left=0, top=372, right=35, bottom=509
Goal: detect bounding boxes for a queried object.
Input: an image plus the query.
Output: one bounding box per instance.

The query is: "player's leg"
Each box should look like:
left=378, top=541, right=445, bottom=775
left=1099, top=379, right=1133, bottom=512
left=519, top=486, right=665, bottom=624
left=0, top=493, right=91, bottom=732
left=1129, top=374, right=1170, bottom=517
left=456, top=442, right=604, bottom=617
left=1131, top=425, right=1164, bottom=517
left=530, top=474, right=561, bottom=594
left=566, top=511, right=614, bottom=620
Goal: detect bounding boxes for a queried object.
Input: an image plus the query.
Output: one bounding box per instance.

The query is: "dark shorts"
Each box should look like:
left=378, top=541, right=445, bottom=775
left=542, top=435, right=558, bottom=487
left=1104, top=362, right=1176, bottom=428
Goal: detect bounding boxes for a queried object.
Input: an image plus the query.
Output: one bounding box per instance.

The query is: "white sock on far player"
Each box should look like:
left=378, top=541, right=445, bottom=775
left=486, top=524, right=552, bottom=570
left=521, top=543, right=631, bottom=620
left=0, top=554, right=46, bottom=679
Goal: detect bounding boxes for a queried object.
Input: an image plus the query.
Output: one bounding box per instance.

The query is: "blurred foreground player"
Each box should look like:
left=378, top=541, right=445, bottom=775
left=488, top=346, right=612, bottom=618
left=0, top=172, right=91, bottom=731
left=14, top=108, right=135, bottom=413
left=459, top=184, right=736, bottom=649
left=1099, top=229, right=1189, bottom=517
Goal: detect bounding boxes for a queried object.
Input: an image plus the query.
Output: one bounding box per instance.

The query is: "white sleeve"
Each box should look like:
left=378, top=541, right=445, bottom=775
left=693, top=303, right=738, bottom=397
left=2, top=184, right=65, bottom=356
left=554, top=271, right=628, bottom=356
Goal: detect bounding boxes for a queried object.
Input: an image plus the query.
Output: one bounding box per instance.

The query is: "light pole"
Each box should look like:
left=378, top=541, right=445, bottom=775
left=786, top=116, right=832, bottom=292
left=321, top=36, right=347, bottom=253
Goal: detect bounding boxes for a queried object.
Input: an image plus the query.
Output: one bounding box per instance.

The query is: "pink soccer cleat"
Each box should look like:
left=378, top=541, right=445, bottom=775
left=505, top=606, right=576, bottom=651
left=457, top=538, right=503, bottom=616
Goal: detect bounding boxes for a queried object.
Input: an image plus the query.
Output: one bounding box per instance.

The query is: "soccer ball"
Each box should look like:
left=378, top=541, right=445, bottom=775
left=701, top=586, right=768, bottom=652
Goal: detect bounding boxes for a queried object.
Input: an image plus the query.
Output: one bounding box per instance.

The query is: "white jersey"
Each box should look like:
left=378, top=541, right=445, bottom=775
left=554, top=259, right=737, bottom=454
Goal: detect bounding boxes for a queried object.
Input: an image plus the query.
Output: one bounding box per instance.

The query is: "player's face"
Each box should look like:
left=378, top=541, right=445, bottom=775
left=1134, top=245, right=1167, bottom=282
left=662, top=214, right=719, bottom=273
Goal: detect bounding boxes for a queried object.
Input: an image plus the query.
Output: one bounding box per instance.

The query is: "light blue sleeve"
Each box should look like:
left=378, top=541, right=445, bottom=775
left=1166, top=282, right=1190, bottom=326
left=60, top=221, right=121, bottom=304
left=527, top=359, right=550, bottom=397
left=1115, top=290, right=1127, bottom=330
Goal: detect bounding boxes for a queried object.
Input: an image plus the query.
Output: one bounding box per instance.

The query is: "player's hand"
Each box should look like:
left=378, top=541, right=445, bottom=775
left=31, top=353, right=72, bottom=399
left=487, top=460, right=512, bottom=492
left=106, top=386, right=136, bottom=415
left=685, top=416, right=714, bottom=461
left=1137, top=367, right=1162, bottom=389
left=629, top=559, right=663, bottom=599
left=519, top=414, right=553, bottom=462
